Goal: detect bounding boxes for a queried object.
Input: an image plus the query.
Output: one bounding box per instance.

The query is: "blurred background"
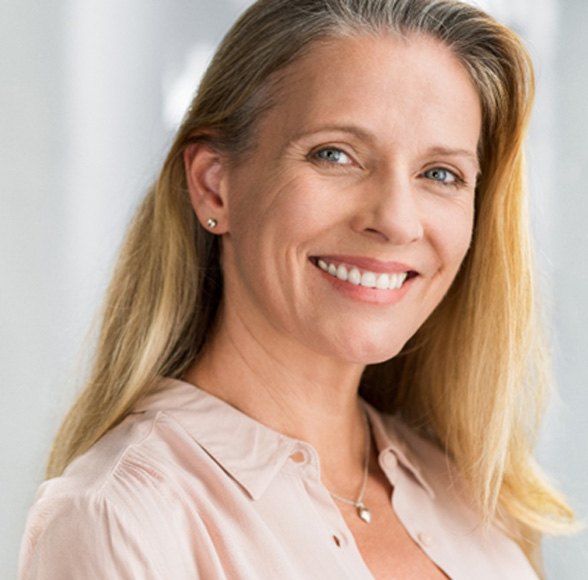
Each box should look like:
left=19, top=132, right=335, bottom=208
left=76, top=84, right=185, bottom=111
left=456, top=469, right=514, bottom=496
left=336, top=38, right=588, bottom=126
left=1, top=0, right=586, bottom=577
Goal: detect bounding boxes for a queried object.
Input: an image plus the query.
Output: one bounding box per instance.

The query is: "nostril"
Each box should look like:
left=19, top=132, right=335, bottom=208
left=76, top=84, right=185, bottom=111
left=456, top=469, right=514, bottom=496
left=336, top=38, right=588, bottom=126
left=362, top=227, right=390, bottom=241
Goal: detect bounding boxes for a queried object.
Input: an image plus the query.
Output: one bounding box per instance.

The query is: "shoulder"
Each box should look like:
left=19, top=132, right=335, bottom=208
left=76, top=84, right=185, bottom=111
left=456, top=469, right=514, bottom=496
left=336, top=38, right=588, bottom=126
left=42, top=406, right=208, bottom=497
left=20, top=410, right=207, bottom=579
left=35, top=410, right=182, bottom=501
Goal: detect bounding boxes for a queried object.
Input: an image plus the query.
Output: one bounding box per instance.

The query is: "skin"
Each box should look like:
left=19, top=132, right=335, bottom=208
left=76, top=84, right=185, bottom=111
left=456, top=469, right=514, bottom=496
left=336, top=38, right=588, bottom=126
left=184, top=33, right=481, bottom=579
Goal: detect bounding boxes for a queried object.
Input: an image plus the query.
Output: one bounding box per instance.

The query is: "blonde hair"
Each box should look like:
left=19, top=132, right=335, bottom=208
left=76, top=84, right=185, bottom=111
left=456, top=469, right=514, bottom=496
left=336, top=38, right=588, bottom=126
left=48, top=0, right=574, bottom=569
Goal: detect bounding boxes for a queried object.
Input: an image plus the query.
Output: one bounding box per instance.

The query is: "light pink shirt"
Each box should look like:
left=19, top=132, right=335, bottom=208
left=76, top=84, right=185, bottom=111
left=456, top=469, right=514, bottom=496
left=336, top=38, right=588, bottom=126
left=20, top=378, right=538, bottom=579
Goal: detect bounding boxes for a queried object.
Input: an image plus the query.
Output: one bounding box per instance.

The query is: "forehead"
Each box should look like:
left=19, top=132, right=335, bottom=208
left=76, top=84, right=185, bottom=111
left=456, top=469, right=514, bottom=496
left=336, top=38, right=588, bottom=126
left=258, top=33, right=481, bottom=156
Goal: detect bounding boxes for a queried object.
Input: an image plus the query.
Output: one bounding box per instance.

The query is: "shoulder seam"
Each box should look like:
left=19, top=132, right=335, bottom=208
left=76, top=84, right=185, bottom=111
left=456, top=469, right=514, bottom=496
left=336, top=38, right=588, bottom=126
left=93, top=410, right=165, bottom=498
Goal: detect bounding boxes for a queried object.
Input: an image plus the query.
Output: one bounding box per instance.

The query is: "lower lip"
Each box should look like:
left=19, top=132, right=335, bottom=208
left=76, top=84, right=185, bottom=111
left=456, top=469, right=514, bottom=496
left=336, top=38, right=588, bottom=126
left=312, top=262, right=415, bottom=305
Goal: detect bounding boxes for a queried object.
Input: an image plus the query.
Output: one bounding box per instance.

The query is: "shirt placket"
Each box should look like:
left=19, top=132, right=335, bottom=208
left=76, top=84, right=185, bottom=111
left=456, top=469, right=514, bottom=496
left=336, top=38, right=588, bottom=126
left=291, top=444, right=376, bottom=580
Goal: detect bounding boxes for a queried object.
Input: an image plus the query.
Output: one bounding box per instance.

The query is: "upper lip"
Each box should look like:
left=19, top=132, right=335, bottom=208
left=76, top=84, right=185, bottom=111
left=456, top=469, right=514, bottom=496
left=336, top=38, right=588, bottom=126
left=311, top=255, right=418, bottom=274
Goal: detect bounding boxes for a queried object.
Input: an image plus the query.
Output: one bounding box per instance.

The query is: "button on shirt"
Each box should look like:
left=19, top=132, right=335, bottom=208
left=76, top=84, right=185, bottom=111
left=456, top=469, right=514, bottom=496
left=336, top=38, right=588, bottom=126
left=20, top=378, right=538, bottom=579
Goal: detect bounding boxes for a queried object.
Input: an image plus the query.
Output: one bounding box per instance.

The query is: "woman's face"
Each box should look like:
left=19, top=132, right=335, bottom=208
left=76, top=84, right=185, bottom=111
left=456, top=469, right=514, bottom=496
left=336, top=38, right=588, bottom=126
left=217, top=33, right=481, bottom=364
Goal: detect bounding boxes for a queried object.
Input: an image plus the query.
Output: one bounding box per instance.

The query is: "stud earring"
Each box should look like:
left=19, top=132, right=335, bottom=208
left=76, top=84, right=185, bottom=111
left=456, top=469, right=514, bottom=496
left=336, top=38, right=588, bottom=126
left=206, top=218, right=218, bottom=230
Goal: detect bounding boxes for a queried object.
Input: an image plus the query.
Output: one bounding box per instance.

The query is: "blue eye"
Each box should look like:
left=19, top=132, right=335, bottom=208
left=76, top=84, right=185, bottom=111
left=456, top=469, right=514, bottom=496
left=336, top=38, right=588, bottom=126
left=423, top=167, right=460, bottom=185
left=313, top=147, right=352, bottom=165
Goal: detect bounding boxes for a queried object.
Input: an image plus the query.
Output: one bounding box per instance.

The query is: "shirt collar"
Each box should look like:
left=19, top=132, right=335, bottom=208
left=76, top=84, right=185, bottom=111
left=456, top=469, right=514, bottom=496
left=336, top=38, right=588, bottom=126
left=134, top=378, right=434, bottom=500
left=363, top=402, right=436, bottom=499
left=134, top=378, right=300, bottom=500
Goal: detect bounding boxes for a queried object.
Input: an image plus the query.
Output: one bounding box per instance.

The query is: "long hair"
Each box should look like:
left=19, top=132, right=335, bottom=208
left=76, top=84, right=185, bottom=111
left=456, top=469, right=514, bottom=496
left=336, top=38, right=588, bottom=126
left=47, top=0, right=574, bottom=568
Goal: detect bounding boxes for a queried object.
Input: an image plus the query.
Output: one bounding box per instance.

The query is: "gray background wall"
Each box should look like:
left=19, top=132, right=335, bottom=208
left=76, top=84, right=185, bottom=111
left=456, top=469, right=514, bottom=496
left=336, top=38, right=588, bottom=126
left=1, top=0, right=586, bottom=577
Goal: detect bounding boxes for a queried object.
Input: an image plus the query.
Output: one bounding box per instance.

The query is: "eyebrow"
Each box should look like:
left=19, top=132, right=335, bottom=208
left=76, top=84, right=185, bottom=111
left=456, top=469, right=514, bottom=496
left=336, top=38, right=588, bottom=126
left=288, top=124, right=377, bottom=145
left=424, top=146, right=481, bottom=174
left=287, top=124, right=480, bottom=173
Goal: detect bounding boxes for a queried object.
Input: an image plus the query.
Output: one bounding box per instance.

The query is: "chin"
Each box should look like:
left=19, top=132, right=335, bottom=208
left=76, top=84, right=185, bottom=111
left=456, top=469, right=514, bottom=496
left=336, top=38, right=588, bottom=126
left=352, top=348, right=405, bottom=366
left=330, top=334, right=409, bottom=366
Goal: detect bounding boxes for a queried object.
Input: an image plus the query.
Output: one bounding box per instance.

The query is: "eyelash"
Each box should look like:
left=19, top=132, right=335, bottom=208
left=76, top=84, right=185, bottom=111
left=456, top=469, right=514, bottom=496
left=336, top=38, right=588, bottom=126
left=309, top=147, right=468, bottom=189
left=422, top=167, right=465, bottom=188
left=310, top=146, right=354, bottom=167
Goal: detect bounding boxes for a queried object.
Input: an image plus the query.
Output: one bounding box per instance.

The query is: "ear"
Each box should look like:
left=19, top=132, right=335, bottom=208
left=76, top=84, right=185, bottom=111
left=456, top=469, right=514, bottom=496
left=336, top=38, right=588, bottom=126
left=184, top=142, right=229, bottom=233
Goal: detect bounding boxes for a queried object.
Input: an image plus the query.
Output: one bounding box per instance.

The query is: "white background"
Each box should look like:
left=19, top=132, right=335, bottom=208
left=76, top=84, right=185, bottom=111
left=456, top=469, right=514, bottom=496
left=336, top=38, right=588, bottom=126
left=1, top=0, right=587, bottom=577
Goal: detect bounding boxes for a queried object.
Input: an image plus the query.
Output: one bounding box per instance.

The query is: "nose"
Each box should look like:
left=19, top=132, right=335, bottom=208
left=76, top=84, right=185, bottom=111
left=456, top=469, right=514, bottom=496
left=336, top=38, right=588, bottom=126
left=351, top=170, right=424, bottom=245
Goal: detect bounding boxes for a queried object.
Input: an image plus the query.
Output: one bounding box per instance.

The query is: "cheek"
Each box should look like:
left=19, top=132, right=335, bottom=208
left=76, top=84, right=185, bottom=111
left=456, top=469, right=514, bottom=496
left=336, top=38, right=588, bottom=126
left=446, top=198, right=475, bottom=254
left=453, top=220, right=475, bottom=265
left=241, top=177, right=344, bottom=251
left=223, top=183, right=310, bottom=287
left=428, top=200, right=475, bottom=276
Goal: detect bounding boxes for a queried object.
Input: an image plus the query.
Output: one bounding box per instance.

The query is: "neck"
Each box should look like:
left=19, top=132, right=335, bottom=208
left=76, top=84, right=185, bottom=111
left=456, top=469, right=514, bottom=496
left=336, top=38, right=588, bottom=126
left=184, top=305, right=368, bottom=490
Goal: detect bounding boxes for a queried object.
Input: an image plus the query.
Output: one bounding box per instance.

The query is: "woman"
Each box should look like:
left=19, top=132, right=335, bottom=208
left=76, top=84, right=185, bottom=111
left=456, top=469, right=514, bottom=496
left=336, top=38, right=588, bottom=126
left=20, top=0, right=574, bottom=578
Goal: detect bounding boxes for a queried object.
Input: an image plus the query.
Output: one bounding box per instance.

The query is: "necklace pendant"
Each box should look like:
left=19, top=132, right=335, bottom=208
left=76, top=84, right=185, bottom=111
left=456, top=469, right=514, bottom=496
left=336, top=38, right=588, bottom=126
left=357, top=503, right=372, bottom=524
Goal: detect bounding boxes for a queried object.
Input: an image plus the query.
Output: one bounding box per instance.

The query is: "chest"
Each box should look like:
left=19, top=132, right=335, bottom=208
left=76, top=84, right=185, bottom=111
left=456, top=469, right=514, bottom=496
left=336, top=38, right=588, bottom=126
left=339, top=468, right=449, bottom=579
left=146, top=421, right=538, bottom=580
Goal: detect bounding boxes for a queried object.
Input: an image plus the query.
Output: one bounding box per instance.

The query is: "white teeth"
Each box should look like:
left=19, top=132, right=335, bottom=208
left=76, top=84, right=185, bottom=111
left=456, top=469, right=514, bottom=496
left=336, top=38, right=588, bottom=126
left=393, top=272, right=408, bottom=289
left=336, top=265, right=348, bottom=280
left=376, top=274, right=389, bottom=290
left=360, top=272, right=376, bottom=288
left=348, top=268, right=361, bottom=285
left=316, top=259, right=409, bottom=290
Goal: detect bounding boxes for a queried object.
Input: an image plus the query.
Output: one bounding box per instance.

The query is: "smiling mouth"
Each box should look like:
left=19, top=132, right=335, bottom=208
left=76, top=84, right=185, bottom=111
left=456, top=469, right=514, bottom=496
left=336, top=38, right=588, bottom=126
left=311, top=257, right=418, bottom=290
